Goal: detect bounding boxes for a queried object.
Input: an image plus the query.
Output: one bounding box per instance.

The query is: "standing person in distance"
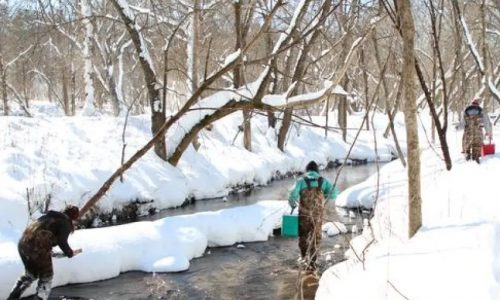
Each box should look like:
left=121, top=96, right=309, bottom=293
left=462, top=98, right=492, bottom=163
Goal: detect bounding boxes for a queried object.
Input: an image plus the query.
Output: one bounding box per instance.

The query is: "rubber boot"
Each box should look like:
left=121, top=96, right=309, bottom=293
left=35, top=277, right=52, bottom=300
left=7, top=273, right=35, bottom=300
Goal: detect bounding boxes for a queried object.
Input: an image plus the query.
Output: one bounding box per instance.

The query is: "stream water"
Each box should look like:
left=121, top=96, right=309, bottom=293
left=49, top=164, right=379, bottom=300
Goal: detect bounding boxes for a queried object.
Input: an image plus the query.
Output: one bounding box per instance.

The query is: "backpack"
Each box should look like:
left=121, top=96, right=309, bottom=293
left=300, top=177, right=325, bottom=214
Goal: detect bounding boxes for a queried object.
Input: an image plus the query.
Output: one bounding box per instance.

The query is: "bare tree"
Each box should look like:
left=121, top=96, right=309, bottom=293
left=110, top=0, right=167, bottom=160
left=234, top=0, right=255, bottom=151
left=276, top=0, right=338, bottom=151
left=398, top=0, right=422, bottom=238
left=336, top=1, right=359, bottom=142
left=382, top=0, right=453, bottom=170
left=452, top=0, right=500, bottom=108
left=0, top=52, right=7, bottom=115
left=80, top=0, right=96, bottom=116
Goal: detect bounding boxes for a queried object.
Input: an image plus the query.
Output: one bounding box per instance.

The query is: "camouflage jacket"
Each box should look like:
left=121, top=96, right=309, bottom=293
left=463, top=105, right=492, bottom=136
left=20, top=211, right=75, bottom=257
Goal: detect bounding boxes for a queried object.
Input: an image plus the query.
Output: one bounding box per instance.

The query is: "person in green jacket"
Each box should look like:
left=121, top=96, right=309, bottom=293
left=288, top=161, right=339, bottom=271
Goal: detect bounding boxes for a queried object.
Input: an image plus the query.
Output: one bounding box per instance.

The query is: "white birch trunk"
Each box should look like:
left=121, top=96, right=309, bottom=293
left=187, top=0, right=201, bottom=150
left=116, top=41, right=131, bottom=116
left=187, top=0, right=200, bottom=96
left=80, top=0, right=96, bottom=116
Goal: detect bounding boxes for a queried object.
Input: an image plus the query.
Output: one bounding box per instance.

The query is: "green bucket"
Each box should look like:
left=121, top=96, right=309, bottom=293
left=281, top=214, right=299, bottom=237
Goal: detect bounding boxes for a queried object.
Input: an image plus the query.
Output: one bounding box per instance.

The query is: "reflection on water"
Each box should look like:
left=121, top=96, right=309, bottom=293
left=149, top=163, right=380, bottom=219
left=51, top=164, right=381, bottom=300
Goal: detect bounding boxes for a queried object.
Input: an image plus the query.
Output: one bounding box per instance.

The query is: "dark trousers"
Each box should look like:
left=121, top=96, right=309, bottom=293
left=8, top=268, right=53, bottom=300
left=463, top=128, right=483, bottom=162
left=298, top=208, right=322, bottom=269
left=8, top=238, right=54, bottom=300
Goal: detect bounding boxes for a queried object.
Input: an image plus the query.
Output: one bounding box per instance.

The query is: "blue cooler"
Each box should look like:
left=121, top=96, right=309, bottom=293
left=281, top=211, right=299, bottom=237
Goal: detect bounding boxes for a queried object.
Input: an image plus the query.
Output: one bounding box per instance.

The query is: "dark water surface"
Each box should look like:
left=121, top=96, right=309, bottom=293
left=50, top=164, right=379, bottom=300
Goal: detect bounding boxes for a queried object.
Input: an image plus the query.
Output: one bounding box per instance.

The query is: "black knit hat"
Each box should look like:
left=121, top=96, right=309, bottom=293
left=305, top=161, right=319, bottom=172
left=63, top=205, right=79, bottom=221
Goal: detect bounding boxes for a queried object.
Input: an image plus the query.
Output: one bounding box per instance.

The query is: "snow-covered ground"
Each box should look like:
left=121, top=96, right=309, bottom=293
left=0, top=102, right=397, bottom=233
left=0, top=101, right=401, bottom=298
left=317, top=116, right=500, bottom=299
left=0, top=200, right=288, bottom=298
left=7, top=101, right=493, bottom=299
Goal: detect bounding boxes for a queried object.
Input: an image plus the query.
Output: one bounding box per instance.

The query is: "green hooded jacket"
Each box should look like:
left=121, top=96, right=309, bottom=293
left=288, top=171, right=339, bottom=208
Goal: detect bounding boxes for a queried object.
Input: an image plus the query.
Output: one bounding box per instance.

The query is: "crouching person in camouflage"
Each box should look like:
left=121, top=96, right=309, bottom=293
left=462, top=99, right=492, bottom=163
left=8, top=205, right=82, bottom=300
left=288, top=161, right=339, bottom=271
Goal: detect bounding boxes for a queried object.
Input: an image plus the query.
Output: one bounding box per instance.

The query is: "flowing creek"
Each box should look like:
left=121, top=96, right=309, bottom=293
left=49, top=164, right=380, bottom=300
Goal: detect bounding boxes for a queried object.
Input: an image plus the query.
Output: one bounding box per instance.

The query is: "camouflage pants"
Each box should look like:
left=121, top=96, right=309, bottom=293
left=298, top=203, right=323, bottom=269
left=463, top=129, right=483, bottom=161
left=8, top=230, right=54, bottom=300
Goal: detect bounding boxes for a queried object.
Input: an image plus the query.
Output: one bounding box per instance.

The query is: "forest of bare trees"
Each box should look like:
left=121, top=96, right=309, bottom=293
left=0, top=0, right=499, bottom=236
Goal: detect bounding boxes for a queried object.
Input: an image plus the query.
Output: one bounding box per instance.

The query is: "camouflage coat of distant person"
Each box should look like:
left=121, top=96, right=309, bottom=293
left=462, top=99, right=492, bottom=163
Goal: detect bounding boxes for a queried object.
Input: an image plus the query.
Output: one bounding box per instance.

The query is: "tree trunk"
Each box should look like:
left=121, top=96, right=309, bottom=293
left=242, top=109, right=252, bottom=151
left=431, top=113, right=436, bottom=143
left=415, top=64, right=452, bottom=170
left=266, top=32, right=277, bottom=128
left=162, top=48, right=168, bottom=116
left=387, top=82, right=406, bottom=166
left=104, top=49, right=121, bottom=117
left=117, top=42, right=128, bottom=113
left=336, top=5, right=355, bottom=143
left=276, top=0, right=332, bottom=151
left=361, top=47, right=370, bottom=130
left=107, top=68, right=121, bottom=117
left=480, top=0, right=488, bottom=79
left=400, top=0, right=422, bottom=238
left=234, top=1, right=252, bottom=151
left=188, top=0, right=202, bottom=151
left=62, top=66, right=70, bottom=116
left=111, top=0, right=166, bottom=160
left=429, top=0, right=452, bottom=169
left=277, top=108, right=293, bottom=151
left=325, top=97, right=330, bottom=138
left=188, top=0, right=200, bottom=95
left=276, top=43, right=296, bottom=151
left=0, top=56, right=8, bottom=116
left=480, top=0, right=491, bottom=109
left=71, top=63, right=76, bottom=116
left=338, top=77, right=349, bottom=142
left=22, top=63, right=29, bottom=109
left=80, top=0, right=96, bottom=116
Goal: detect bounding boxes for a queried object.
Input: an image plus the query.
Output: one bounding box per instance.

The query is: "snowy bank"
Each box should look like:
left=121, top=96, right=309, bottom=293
left=0, top=200, right=287, bottom=298
left=0, top=104, right=400, bottom=240
left=317, top=124, right=500, bottom=299
left=0, top=101, right=405, bottom=297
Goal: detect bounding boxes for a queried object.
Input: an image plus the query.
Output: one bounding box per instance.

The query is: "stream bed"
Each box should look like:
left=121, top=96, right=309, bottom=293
left=50, top=164, right=379, bottom=300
